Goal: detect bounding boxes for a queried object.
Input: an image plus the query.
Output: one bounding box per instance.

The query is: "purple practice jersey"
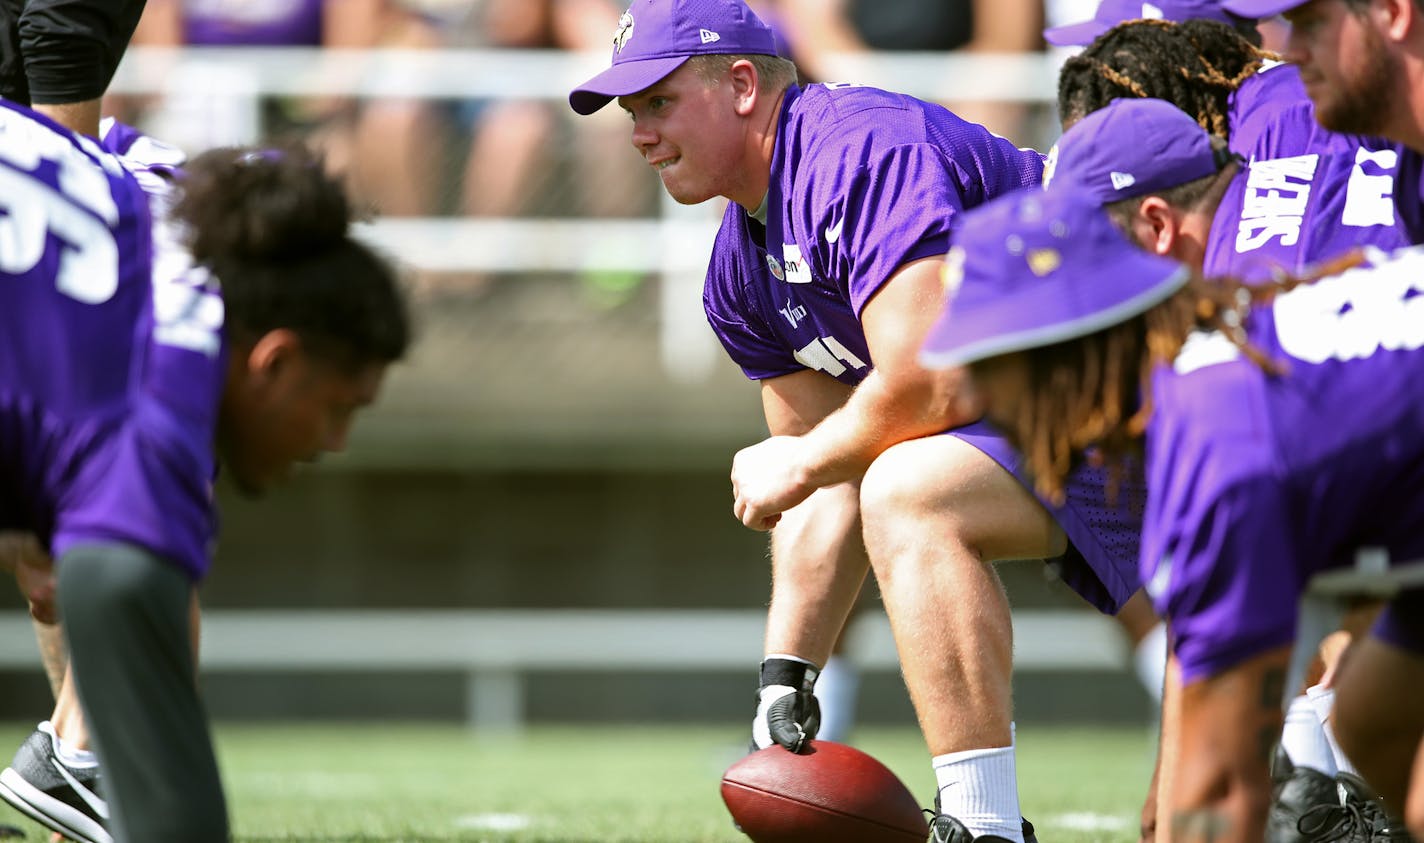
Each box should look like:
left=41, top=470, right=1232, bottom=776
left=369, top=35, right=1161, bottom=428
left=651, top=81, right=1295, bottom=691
left=702, top=84, right=1142, bottom=614
left=704, top=83, right=1042, bottom=385
left=1390, top=146, right=1424, bottom=244
left=1203, top=145, right=1411, bottom=281
left=1143, top=244, right=1424, bottom=682
left=183, top=0, right=323, bottom=46
left=1227, top=62, right=1369, bottom=160
left=0, top=99, right=226, bottom=580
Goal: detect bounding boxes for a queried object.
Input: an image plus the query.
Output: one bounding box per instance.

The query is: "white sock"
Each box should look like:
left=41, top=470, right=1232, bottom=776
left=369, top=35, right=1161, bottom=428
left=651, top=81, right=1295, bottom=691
left=1133, top=622, right=1168, bottom=703
left=40, top=721, right=98, bottom=769
left=813, top=654, right=860, bottom=743
left=933, top=743, right=1022, bottom=842
left=1280, top=694, right=1336, bottom=775
left=1306, top=684, right=1358, bottom=776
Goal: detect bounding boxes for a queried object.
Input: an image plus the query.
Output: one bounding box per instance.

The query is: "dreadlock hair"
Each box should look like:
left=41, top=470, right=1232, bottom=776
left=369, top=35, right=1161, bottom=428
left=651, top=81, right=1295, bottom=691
left=972, top=251, right=1366, bottom=505
left=174, top=145, right=411, bottom=371
left=1057, top=18, right=1278, bottom=139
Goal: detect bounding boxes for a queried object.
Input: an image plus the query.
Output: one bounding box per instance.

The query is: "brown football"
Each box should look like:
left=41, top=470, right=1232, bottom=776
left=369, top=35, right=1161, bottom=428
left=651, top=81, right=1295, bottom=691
left=721, top=741, right=929, bottom=842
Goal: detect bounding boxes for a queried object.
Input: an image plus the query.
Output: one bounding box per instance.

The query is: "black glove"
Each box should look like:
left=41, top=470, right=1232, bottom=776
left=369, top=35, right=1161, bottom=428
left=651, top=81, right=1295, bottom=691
left=751, top=656, right=821, bottom=753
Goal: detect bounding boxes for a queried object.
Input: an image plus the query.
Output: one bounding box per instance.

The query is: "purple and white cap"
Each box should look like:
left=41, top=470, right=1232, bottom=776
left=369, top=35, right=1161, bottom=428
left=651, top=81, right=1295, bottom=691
left=1044, top=0, right=1247, bottom=46
left=569, top=0, right=780, bottom=115
left=1218, top=0, right=1303, bottom=17
left=920, top=187, right=1191, bottom=369
left=1047, top=98, right=1233, bottom=204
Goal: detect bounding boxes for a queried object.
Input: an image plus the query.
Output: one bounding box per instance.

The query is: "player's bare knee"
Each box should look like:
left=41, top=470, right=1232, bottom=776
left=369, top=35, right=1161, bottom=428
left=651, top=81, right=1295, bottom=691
left=860, top=443, right=938, bottom=528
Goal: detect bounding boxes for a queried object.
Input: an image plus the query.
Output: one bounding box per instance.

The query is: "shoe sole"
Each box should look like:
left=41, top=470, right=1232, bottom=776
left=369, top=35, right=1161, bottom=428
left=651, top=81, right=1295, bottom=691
left=0, top=767, right=111, bottom=843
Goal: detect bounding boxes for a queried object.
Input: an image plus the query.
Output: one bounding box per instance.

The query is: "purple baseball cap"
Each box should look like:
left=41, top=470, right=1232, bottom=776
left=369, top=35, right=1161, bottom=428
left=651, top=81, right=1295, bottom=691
left=1044, top=0, right=1246, bottom=46
left=1219, top=0, right=1302, bottom=17
left=1047, top=98, right=1234, bottom=204
left=569, top=0, right=780, bottom=116
left=920, top=187, right=1191, bottom=369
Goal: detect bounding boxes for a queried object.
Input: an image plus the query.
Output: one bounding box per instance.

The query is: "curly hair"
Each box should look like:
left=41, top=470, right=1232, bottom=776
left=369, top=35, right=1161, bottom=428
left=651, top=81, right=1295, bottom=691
left=1057, top=18, right=1277, bottom=138
left=173, top=145, right=410, bottom=369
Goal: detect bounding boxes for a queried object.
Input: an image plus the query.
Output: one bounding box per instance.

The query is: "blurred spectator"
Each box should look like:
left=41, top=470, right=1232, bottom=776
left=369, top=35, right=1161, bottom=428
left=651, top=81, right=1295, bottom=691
left=773, top=0, right=1045, bottom=142
left=419, top=0, right=660, bottom=220
left=119, top=0, right=446, bottom=216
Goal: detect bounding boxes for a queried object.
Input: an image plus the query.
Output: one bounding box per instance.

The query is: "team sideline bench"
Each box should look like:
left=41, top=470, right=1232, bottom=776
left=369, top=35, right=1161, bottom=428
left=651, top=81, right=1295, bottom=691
left=0, top=609, right=1127, bottom=732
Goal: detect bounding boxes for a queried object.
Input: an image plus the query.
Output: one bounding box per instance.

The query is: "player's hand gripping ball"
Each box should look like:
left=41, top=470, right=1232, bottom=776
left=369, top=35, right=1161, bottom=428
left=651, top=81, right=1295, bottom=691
left=721, top=740, right=929, bottom=842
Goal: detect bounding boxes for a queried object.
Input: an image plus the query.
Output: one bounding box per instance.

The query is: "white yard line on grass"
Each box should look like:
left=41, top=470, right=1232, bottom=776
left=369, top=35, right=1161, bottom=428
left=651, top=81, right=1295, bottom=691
left=455, top=813, right=533, bottom=832
left=1051, top=812, right=1133, bottom=833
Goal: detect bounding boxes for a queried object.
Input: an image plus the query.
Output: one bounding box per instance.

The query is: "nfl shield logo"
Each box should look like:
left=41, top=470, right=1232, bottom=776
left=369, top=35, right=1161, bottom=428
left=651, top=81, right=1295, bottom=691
left=766, top=254, right=785, bottom=280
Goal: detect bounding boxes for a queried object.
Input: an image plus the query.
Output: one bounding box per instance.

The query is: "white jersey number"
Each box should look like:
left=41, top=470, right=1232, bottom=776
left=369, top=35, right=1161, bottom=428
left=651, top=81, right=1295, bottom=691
left=1274, top=246, right=1424, bottom=363
left=794, top=335, right=868, bottom=378
left=0, top=111, right=123, bottom=305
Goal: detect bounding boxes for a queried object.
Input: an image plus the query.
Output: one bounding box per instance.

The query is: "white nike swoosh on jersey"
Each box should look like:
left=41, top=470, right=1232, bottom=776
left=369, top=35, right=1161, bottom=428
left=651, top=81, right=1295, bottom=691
left=824, top=220, right=844, bottom=244
left=51, top=760, right=108, bottom=820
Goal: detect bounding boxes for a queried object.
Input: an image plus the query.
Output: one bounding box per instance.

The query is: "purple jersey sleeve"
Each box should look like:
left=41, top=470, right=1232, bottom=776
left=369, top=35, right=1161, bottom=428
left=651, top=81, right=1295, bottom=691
left=793, top=85, right=1043, bottom=316
left=0, top=99, right=224, bottom=580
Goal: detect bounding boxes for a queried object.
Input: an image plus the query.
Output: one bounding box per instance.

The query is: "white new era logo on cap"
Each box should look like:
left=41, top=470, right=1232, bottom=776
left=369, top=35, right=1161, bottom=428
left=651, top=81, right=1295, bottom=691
left=1110, top=171, right=1137, bottom=190
left=700, top=28, right=721, bottom=43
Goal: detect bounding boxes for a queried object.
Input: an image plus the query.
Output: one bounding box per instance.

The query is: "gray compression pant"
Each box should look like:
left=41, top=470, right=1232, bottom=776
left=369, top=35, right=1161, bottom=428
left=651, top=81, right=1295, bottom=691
left=57, top=542, right=228, bottom=843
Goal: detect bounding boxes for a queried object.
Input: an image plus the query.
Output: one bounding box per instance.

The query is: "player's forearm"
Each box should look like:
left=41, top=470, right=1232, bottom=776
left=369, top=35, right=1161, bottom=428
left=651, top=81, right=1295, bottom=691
left=796, top=367, right=969, bottom=490
left=1169, top=649, right=1289, bottom=842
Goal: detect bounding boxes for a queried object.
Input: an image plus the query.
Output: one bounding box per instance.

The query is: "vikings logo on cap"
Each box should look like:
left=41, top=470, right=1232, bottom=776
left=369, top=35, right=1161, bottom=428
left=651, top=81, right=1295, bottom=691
left=612, top=11, right=634, bottom=55
left=1027, top=248, right=1062, bottom=277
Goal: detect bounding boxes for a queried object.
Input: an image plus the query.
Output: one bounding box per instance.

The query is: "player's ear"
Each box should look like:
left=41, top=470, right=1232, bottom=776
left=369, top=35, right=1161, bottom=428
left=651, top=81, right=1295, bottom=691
left=1135, top=197, right=1178, bottom=257
left=729, top=59, right=759, bottom=115
left=1377, top=0, right=1414, bottom=43
left=245, top=328, right=303, bottom=385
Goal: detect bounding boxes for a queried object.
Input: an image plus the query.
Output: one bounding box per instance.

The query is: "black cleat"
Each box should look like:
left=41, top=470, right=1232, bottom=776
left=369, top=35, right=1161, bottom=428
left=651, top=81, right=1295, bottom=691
left=927, top=795, right=1037, bottom=843
left=1333, top=772, right=1415, bottom=842
left=1270, top=748, right=1346, bottom=843
left=0, top=722, right=109, bottom=843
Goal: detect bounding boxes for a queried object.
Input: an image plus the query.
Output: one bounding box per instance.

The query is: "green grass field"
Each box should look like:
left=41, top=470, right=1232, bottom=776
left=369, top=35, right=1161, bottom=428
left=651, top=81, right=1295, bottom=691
left=0, top=722, right=1155, bottom=842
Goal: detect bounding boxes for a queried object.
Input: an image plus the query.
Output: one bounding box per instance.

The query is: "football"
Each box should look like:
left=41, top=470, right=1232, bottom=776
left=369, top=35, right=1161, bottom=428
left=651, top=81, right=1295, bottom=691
left=720, top=741, right=929, bottom=842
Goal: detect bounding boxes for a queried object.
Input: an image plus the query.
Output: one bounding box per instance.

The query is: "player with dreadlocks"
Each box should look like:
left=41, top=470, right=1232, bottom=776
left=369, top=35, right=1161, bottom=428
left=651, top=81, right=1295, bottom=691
left=921, top=185, right=1424, bottom=843
left=1056, top=17, right=1373, bottom=159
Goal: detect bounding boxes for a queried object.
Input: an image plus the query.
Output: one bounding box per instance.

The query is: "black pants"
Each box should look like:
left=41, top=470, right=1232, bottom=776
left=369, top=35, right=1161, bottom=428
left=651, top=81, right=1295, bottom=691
left=0, top=0, right=147, bottom=104
left=57, top=543, right=228, bottom=843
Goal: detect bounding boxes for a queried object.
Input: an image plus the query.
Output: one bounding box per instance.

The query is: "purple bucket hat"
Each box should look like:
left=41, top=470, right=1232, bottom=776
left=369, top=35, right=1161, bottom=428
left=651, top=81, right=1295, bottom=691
left=569, top=0, right=780, bottom=115
left=1219, top=0, right=1304, bottom=17
left=1044, top=0, right=1247, bottom=46
left=920, top=187, right=1191, bottom=370
left=1047, top=98, right=1234, bottom=204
